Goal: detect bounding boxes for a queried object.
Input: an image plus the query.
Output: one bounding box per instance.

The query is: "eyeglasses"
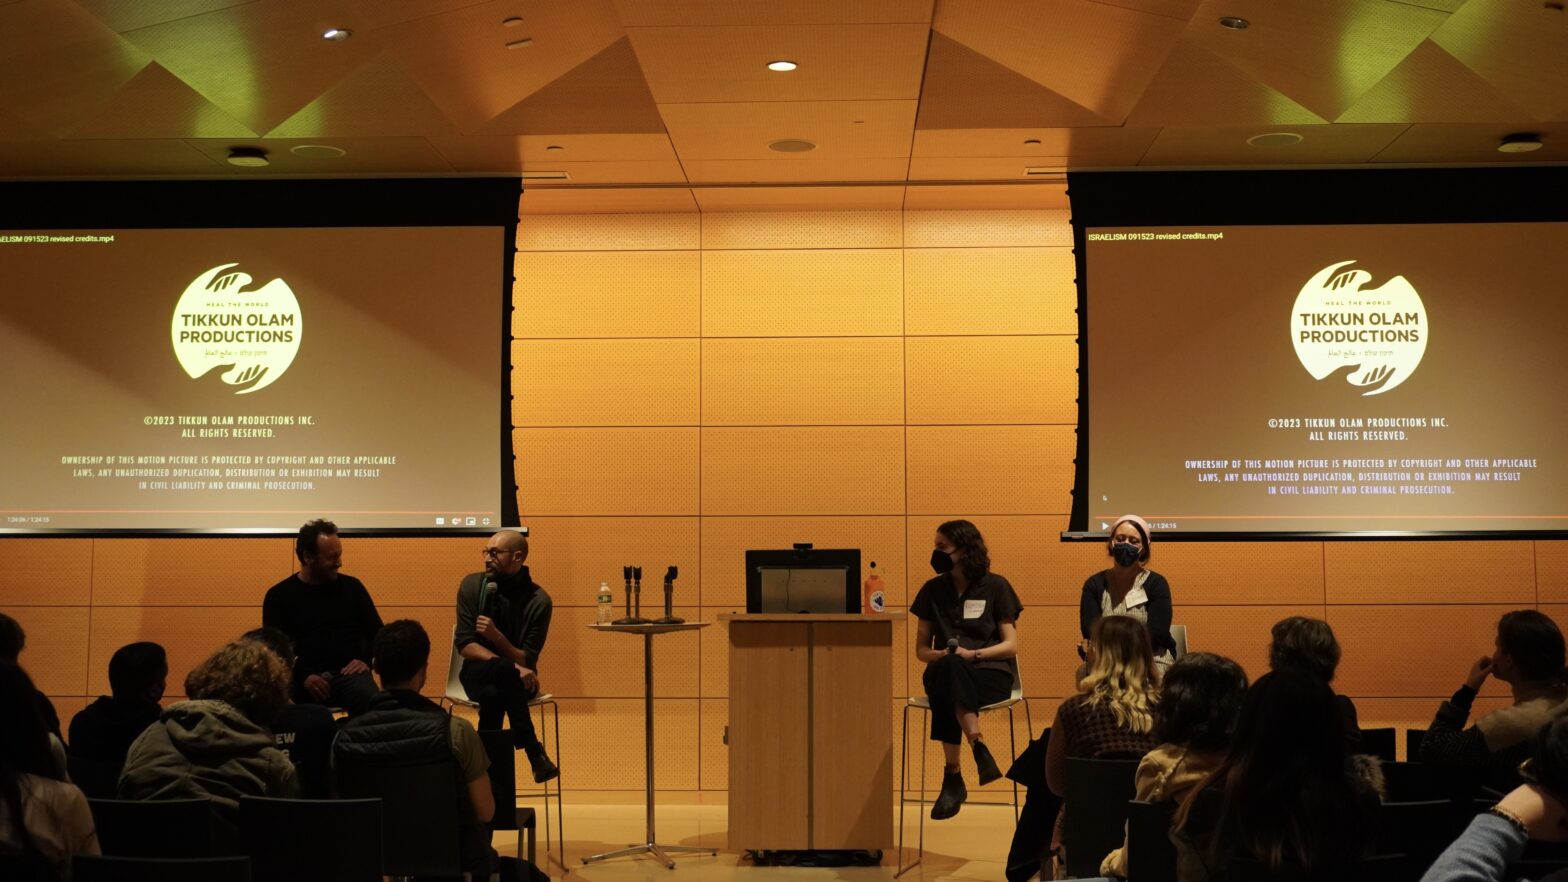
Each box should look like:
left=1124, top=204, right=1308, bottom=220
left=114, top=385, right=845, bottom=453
left=481, top=548, right=513, bottom=558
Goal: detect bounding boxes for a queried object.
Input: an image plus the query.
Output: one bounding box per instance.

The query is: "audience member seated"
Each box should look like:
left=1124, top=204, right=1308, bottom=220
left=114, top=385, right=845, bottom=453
left=0, top=613, right=61, bottom=741
left=1421, top=713, right=1568, bottom=882
left=119, top=640, right=299, bottom=819
left=67, top=643, right=166, bottom=784
left=1174, top=669, right=1383, bottom=882
left=1046, top=615, right=1162, bottom=866
left=0, top=661, right=100, bottom=880
left=1101, top=652, right=1249, bottom=878
left=1421, top=610, right=1568, bottom=795
left=1268, top=616, right=1365, bottom=755
left=240, top=628, right=337, bottom=799
left=262, top=519, right=384, bottom=715
left=334, top=619, right=495, bottom=879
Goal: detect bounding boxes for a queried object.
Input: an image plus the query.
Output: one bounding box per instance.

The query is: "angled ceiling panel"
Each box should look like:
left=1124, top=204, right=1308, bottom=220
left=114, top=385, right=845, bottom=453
left=0, top=0, right=150, bottom=136
left=475, top=38, right=666, bottom=136
left=1185, top=0, right=1450, bottom=122
left=73, top=0, right=253, bottom=33
left=610, top=0, right=934, bottom=26
left=68, top=61, right=257, bottom=138
left=1122, top=39, right=1327, bottom=127
left=1336, top=39, right=1535, bottom=124
left=1139, top=122, right=1409, bottom=165
left=915, top=33, right=1110, bottom=129
left=933, top=0, right=1188, bottom=123
left=1430, top=0, right=1568, bottom=121
left=266, top=54, right=461, bottom=138
left=658, top=99, right=917, bottom=160
left=625, top=23, right=929, bottom=103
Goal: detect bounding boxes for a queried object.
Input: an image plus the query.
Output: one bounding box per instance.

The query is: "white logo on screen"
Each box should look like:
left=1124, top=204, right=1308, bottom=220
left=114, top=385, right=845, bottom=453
left=171, top=264, right=302, bottom=395
left=1290, top=260, right=1426, bottom=397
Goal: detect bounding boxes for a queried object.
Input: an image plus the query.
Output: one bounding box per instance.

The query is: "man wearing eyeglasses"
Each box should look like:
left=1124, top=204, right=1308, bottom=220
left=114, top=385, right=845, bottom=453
left=454, top=529, right=558, bottom=782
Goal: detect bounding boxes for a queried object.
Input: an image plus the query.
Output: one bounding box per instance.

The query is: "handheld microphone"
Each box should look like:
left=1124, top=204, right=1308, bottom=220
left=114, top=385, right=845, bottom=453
left=946, top=638, right=959, bottom=655
left=482, top=579, right=498, bottom=617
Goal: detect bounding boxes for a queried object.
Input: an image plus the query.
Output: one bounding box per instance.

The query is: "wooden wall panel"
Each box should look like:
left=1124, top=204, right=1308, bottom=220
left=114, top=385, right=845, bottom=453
left=904, top=209, right=1072, bottom=247
left=700, top=516, right=907, bottom=608
left=88, top=606, right=260, bottom=698
left=337, top=537, right=476, bottom=607
left=906, top=425, right=1075, bottom=515
left=377, top=605, right=458, bottom=699
left=513, top=339, right=701, bottom=427
left=520, top=517, right=700, bottom=607
left=512, top=251, right=700, bottom=339
left=547, top=697, right=700, bottom=790
left=701, top=211, right=902, bottom=249
left=1325, top=541, right=1535, bottom=605
left=1148, top=542, right=1326, bottom=606
left=904, top=515, right=1104, bottom=608
left=906, top=336, right=1076, bottom=425
left=702, top=427, right=905, bottom=516
left=547, top=608, right=701, bottom=698
left=1539, top=542, right=1568, bottom=602
left=905, top=247, right=1077, bottom=336
left=0, top=539, right=93, bottom=605
left=702, top=250, right=902, bottom=337
left=1330, top=605, right=1520, bottom=699
left=702, top=337, right=904, bottom=426
left=1175, top=605, right=1327, bottom=683
left=2, top=606, right=88, bottom=696
left=516, top=214, right=699, bottom=252
left=515, top=427, right=699, bottom=516
left=91, top=538, right=293, bottom=606
left=700, top=697, right=728, bottom=791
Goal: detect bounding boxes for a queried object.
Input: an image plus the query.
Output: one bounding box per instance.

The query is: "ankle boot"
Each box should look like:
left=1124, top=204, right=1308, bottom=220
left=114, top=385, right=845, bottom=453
left=930, top=768, right=967, bottom=820
left=972, top=739, right=1002, bottom=785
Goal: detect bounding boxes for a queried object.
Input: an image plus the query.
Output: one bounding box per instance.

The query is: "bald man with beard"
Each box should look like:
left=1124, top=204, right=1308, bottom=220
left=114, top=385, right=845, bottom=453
left=453, top=530, right=558, bottom=783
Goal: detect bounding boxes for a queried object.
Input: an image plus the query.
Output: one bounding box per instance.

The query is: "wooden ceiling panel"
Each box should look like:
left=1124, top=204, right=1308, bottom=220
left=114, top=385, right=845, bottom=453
left=910, top=155, right=1141, bottom=179
left=0, top=139, right=224, bottom=177
left=915, top=32, right=1110, bottom=129
left=73, top=0, right=252, bottom=33
left=515, top=159, right=689, bottom=184
left=1139, top=123, right=1409, bottom=166
left=611, top=1, right=934, bottom=27
left=1336, top=40, right=1535, bottom=124
left=265, top=55, right=461, bottom=138
left=1092, top=0, right=1203, bottom=19
left=912, top=126, right=1158, bottom=158
left=0, top=106, right=46, bottom=140
left=903, top=183, right=1068, bottom=210
left=68, top=61, right=256, bottom=138
left=113, top=0, right=389, bottom=136
left=182, top=136, right=455, bottom=174
left=474, top=38, right=664, bottom=136
left=433, top=133, right=678, bottom=167
left=658, top=99, right=917, bottom=160
left=520, top=187, right=697, bottom=214
left=681, top=157, right=909, bottom=184
left=934, top=0, right=1188, bottom=123
left=1186, top=0, right=1450, bottom=122
left=1371, top=122, right=1568, bottom=164
left=0, top=0, right=150, bottom=136
left=389, top=0, right=626, bottom=133
left=1430, top=0, right=1568, bottom=121
left=626, top=24, right=929, bottom=103
left=692, top=186, right=906, bottom=212
left=1123, top=39, right=1327, bottom=127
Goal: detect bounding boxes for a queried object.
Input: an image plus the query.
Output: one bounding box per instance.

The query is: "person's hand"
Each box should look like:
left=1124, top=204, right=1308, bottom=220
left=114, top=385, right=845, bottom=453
left=303, top=673, right=331, bottom=702
left=1496, top=784, right=1568, bottom=841
left=476, top=615, right=512, bottom=648
left=954, top=647, right=978, bottom=662
left=514, top=664, right=538, bottom=690
left=340, top=659, right=369, bottom=676
left=1466, top=655, right=1494, bottom=690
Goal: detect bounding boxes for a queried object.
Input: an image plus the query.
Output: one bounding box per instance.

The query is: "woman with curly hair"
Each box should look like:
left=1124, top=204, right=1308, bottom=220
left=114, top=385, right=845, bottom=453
left=1046, top=615, right=1162, bottom=865
left=119, top=639, right=299, bottom=819
left=912, top=519, right=1023, bottom=820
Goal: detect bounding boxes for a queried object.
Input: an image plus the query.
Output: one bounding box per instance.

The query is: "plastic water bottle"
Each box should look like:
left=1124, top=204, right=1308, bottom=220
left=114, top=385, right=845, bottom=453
left=596, top=581, right=613, bottom=624
left=863, top=562, right=886, bottom=614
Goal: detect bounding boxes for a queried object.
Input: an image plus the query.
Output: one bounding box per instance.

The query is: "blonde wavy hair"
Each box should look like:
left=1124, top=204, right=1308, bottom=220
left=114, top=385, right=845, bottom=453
left=184, top=639, right=291, bottom=726
left=1078, top=615, right=1160, bottom=734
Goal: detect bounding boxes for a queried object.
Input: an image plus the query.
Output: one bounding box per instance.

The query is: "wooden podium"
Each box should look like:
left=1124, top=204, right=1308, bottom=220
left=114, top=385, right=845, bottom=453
left=721, top=612, right=903, bottom=854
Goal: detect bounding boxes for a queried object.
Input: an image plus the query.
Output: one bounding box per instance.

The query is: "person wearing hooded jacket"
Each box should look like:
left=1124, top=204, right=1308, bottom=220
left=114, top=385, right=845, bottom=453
left=119, top=640, right=299, bottom=823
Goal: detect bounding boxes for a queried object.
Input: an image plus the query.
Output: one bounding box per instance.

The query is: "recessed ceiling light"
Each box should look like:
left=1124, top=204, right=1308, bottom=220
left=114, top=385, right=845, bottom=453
left=502, top=16, right=524, bottom=27
left=1024, top=138, right=1042, bottom=145
left=767, top=60, right=798, bottom=72
left=1247, top=132, right=1303, bottom=147
left=226, top=147, right=269, bottom=168
left=768, top=139, right=816, bottom=153
left=322, top=28, right=352, bottom=41
left=1218, top=16, right=1249, bottom=29
left=1498, top=132, right=1544, bottom=153
left=290, top=144, right=347, bottom=159
left=506, top=37, right=533, bottom=49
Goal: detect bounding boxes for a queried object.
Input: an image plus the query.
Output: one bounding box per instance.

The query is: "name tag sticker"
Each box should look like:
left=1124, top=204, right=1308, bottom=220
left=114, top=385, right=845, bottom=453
left=963, top=599, right=986, bottom=619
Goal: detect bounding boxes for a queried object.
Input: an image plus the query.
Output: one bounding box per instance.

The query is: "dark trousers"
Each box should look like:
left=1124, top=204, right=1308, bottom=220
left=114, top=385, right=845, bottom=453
left=459, top=657, right=540, bottom=751
left=293, top=670, right=379, bottom=716
left=922, top=654, right=1014, bottom=745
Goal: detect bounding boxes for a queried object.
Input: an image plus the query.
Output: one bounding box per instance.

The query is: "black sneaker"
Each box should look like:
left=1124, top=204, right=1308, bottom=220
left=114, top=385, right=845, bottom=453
left=972, top=739, right=1002, bottom=786
left=930, top=769, right=967, bottom=820
left=529, top=749, right=560, bottom=783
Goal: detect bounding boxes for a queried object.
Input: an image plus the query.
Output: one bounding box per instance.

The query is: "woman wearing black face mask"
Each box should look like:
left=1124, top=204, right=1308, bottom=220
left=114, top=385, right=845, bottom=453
left=1079, top=514, right=1176, bottom=672
left=911, top=519, right=1023, bottom=820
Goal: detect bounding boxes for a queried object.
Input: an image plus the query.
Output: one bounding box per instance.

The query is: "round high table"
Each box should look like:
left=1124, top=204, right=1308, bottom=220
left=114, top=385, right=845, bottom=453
left=581, top=621, right=715, bottom=869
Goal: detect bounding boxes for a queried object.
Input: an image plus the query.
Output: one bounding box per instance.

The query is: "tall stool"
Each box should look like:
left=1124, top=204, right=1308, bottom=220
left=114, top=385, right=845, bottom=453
left=896, top=666, right=1032, bottom=878
left=443, top=628, right=567, bottom=874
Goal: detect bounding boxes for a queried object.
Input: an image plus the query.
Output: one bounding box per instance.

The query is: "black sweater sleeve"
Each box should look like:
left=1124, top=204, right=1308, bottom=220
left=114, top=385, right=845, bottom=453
left=1419, top=684, right=1493, bottom=767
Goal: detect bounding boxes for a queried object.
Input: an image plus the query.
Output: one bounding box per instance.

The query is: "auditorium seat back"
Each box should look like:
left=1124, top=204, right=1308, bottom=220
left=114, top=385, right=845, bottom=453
left=88, top=797, right=216, bottom=858
left=1062, top=756, right=1140, bottom=878
left=74, top=855, right=251, bottom=882
left=238, top=796, right=382, bottom=882
left=1126, top=799, right=1177, bottom=882
left=336, top=757, right=463, bottom=879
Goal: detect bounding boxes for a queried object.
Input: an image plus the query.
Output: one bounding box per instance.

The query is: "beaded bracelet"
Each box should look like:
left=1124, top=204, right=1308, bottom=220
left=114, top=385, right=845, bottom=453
left=1488, top=805, right=1529, bottom=836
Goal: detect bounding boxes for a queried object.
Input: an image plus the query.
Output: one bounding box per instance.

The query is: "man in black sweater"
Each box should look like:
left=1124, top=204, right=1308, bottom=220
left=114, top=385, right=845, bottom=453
left=454, top=529, right=557, bottom=782
left=262, top=519, right=383, bottom=715
left=67, top=641, right=166, bottom=796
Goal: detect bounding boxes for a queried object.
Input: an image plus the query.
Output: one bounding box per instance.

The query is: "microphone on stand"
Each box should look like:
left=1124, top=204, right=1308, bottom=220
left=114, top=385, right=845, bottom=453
left=654, top=565, right=684, bottom=625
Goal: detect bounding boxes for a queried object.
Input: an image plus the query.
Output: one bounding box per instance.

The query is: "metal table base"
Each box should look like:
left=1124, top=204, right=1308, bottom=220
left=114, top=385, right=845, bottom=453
left=582, top=623, right=715, bottom=869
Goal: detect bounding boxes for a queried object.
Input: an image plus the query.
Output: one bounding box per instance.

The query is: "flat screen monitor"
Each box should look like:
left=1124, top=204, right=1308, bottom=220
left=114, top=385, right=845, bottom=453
left=745, top=547, right=860, bottom=614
